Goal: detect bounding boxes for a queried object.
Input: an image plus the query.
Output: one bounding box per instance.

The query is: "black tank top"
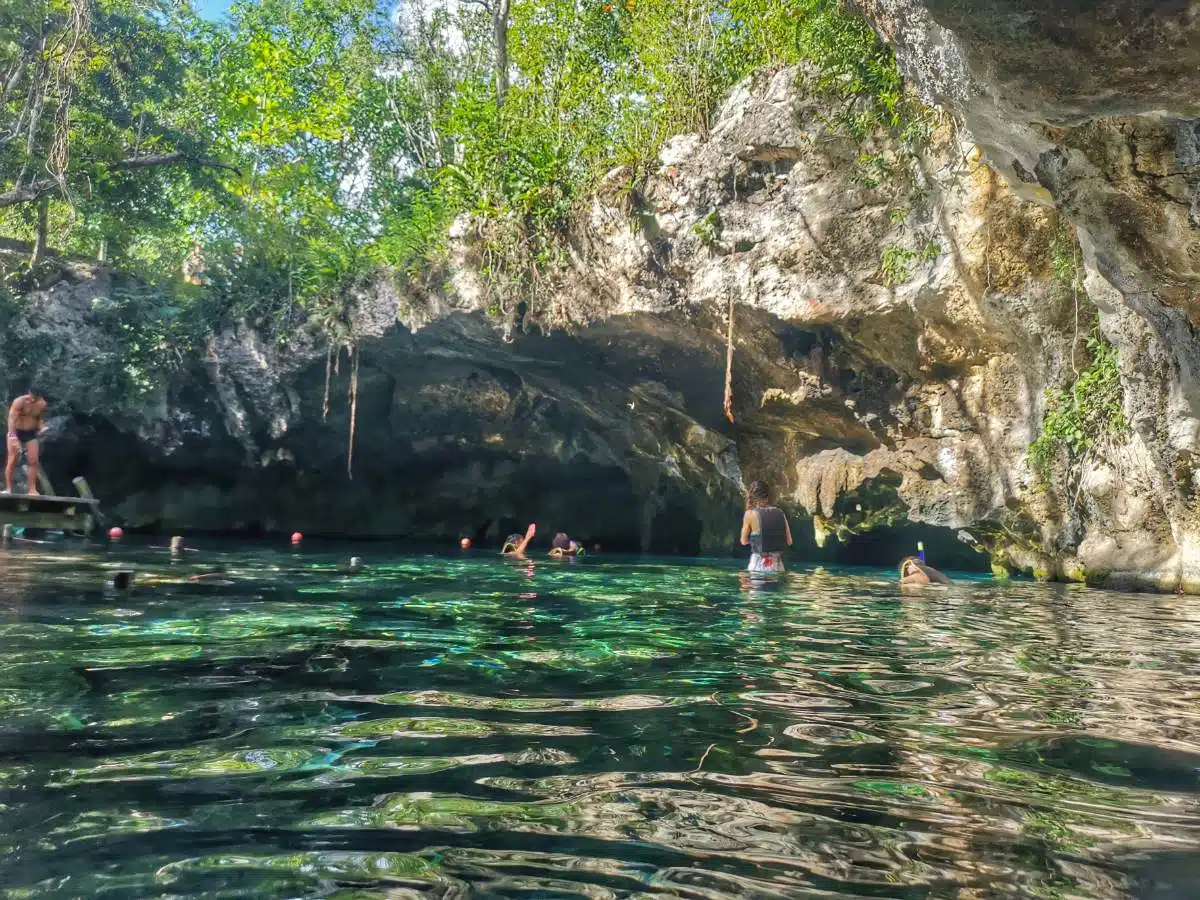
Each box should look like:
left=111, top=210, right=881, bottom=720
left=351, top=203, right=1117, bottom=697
left=750, top=507, right=788, bottom=554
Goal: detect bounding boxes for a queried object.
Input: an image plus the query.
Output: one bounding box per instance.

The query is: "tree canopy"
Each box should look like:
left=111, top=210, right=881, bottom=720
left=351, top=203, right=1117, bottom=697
left=1, top=0, right=911, bottom=331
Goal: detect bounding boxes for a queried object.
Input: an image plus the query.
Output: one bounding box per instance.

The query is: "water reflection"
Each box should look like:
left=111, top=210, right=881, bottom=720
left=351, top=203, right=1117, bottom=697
left=0, top=545, right=1199, bottom=897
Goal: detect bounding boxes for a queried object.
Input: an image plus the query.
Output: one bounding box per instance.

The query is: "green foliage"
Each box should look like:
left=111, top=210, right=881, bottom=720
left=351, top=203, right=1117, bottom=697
left=692, top=210, right=723, bottom=247
left=880, top=245, right=917, bottom=286
left=78, top=281, right=206, bottom=404
left=389, top=0, right=926, bottom=323
left=1029, top=325, right=1127, bottom=478
left=1048, top=217, right=1084, bottom=297
left=880, top=237, right=939, bottom=286
left=2, top=0, right=926, bottom=338
left=725, top=0, right=927, bottom=141
left=853, top=152, right=892, bottom=188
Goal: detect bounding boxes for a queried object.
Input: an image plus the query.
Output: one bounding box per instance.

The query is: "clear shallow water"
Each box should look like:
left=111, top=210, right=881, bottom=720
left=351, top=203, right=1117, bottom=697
left=1, top=546, right=1200, bottom=898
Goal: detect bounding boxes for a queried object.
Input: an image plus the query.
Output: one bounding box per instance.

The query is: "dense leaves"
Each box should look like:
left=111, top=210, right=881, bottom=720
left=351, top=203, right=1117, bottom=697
left=1029, top=324, right=1127, bottom=480
left=1, top=0, right=911, bottom=334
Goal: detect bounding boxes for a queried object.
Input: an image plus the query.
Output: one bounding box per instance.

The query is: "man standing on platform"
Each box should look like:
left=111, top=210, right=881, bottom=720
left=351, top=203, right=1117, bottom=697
left=5, top=388, right=47, bottom=496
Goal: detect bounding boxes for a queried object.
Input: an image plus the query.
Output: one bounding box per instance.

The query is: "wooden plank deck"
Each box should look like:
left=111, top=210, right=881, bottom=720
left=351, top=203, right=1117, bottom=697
left=0, top=492, right=100, bottom=534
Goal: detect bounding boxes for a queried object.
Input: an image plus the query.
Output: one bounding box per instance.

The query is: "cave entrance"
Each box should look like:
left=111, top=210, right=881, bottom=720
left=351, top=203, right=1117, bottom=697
left=786, top=470, right=991, bottom=573
left=784, top=516, right=989, bottom=572
left=650, top=501, right=704, bottom=557
left=822, top=522, right=990, bottom=573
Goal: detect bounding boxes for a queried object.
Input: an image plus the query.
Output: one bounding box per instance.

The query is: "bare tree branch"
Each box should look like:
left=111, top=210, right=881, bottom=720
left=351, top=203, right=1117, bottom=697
left=0, top=153, right=242, bottom=208
left=493, top=0, right=509, bottom=107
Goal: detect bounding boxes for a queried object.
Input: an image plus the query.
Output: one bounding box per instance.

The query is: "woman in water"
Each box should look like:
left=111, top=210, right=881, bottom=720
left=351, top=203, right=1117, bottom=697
left=740, top=480, right=792, bottom=574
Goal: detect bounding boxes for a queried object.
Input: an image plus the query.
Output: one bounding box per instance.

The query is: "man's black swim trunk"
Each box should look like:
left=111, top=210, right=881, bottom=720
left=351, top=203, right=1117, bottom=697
left=9, top=429, right=38, bottom=444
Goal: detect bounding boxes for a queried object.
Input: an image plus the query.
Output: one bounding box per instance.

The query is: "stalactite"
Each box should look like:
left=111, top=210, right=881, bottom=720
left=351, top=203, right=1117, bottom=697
left=347, top=344, right=359, bottom=480
left=322, top=342, right=332, bottom=421
left=723, top=293, right=735, bottom=424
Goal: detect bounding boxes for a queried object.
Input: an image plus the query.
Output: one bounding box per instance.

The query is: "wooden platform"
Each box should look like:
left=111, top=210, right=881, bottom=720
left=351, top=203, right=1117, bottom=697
left=0, top=492, right=100, bottom=534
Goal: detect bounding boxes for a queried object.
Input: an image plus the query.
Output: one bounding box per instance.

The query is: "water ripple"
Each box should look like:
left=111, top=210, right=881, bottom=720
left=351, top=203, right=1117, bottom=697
left=1, top=549, right=1200, bottom=897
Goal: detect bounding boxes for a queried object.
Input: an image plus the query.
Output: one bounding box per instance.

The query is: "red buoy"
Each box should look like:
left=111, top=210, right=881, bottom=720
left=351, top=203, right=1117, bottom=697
left=108, top=526, right=124, bottom=540
left=460, top=537, right=472, bottom=550
left=290, top=532, right=303, bottom=545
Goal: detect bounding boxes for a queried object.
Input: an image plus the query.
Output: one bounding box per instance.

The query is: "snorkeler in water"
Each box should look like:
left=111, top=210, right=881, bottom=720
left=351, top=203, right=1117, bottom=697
left=548, top=533, right=582, bottom=558
left=740, top=480, right=792, bottom=574
left=502, top=523, right=537, bottom=559
left=900, top=556, right=952, bottom=585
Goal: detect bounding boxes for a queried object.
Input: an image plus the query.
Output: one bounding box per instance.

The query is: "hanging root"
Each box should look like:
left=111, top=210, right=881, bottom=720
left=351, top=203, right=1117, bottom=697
left=48, top=0, right=91, bottom=204
left=723, top=293, right=735, bottom=423
left=322, top=342, right=332, bottom=422
left=347, top=345, right=360, bottom=480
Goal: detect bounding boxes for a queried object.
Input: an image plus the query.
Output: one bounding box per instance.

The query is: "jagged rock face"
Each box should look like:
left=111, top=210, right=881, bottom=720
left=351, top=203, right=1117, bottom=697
left=5, top=68, right=1065, bottom=565
left=851, top=0, right=1200, bottom=589
left=5, top=269, right=755, bottom=551
left=4, top=26, right=1197, bottom=591
left=550, top=68, right=1093, bottom=568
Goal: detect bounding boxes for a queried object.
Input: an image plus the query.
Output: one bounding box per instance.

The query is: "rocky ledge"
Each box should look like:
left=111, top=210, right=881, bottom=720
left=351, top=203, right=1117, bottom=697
left=4, top=1, right=1199, bottom=592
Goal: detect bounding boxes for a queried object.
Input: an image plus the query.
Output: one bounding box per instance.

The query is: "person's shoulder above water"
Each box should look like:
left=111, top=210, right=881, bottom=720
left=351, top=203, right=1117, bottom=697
left=548, top=532, right=581, bottom=558
left=899, top=556, right=952, bottom=586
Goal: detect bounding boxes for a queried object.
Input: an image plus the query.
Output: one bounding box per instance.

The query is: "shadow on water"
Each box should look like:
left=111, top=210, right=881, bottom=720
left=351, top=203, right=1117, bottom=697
left=0, top=543, right=1198, bottom=898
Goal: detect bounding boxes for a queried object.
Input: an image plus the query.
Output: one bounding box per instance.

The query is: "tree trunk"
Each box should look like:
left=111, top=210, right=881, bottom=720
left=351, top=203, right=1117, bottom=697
left=493, top=0, right=510, bottom=108
left=28, top=196, right=48, bottom=269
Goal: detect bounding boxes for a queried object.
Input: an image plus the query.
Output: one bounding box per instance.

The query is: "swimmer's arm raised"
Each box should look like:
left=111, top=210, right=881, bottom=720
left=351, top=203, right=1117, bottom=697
left=515, top=523, right=536, bottom=554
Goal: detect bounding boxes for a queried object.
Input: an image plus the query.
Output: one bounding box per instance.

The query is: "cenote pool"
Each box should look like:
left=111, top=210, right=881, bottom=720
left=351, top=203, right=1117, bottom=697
left=1, top=544, right=1199, bottom=898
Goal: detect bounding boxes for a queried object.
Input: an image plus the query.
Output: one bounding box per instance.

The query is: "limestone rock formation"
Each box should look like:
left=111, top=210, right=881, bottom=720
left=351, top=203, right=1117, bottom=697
left=3, top=4, right=1198, bottom=591
left=846, top=0, right=1200, bottom=590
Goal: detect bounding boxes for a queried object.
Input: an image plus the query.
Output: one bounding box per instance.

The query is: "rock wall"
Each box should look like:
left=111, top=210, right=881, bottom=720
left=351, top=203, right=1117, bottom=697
left=3, top=4, right=1198, bottom=590
left=850, top=0, right=1200, bottom=589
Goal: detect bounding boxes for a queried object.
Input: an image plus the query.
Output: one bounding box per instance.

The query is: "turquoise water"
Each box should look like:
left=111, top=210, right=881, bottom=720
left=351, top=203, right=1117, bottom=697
left=1, top=544, right=1199, bottom=898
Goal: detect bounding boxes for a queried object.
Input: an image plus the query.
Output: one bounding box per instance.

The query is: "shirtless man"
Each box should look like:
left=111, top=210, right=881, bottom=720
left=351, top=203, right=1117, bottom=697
left=6, top=388, right=47, bottom=496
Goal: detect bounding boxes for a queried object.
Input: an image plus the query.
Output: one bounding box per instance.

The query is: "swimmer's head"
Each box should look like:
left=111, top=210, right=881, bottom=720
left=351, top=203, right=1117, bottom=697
left=745, top=480, right=771, bottom=509
left=502, top=533, right=523, bottom=554
left=899, top=556, right=922, bottom=576
left=551, top=533, right=571, bottom=551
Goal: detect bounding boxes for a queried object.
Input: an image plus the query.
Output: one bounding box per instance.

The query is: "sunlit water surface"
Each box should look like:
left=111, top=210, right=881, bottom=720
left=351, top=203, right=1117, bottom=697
left=2, top=544, right=1200, bottom=899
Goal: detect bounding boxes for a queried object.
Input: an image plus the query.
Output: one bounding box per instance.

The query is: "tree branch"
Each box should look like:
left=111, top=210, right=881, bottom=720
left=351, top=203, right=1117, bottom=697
left=0, top=153, right=242, bottom=208
left=115, top=151, right=242, bottom=175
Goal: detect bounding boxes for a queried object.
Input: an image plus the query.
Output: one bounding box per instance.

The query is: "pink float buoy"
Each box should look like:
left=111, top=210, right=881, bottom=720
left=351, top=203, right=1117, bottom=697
left=108, top=526, right=124, bottom=540
left=290, top=532, right=303, bottom=545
